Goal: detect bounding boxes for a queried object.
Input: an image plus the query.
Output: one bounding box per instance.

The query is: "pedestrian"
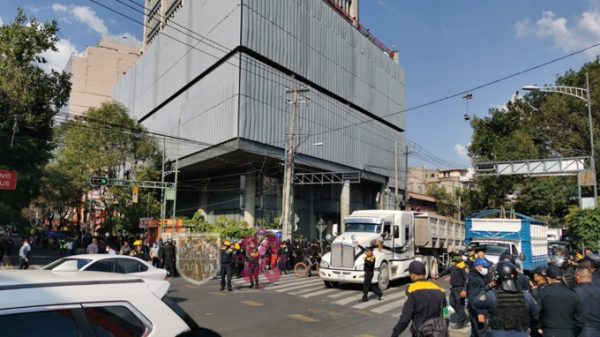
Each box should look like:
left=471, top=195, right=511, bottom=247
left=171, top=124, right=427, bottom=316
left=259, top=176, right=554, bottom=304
left=246, top=247, right=260, bottom=288
left=131, top=240, right=144, bottom=260
left=150, top=242, right=160, bottom=267
left=86, top=238, right=98, bottom=254
left=528, top=266, right=547, bottom=337
left=19, top=238, right=31, bottom=270
left=391, top=261, right=448, bottom=337
left=538, top=265, right=583, bottom=337
left=277, top=241, right=289, bottom=274
left=220, top=240, right=234, bottom=291
left=574, top=266, right=600, bottom=337
left=360, top=246, right=383, bottom=303
left=464, top=247, right=477, bottom=269
left=473, top=261, right=540, bottom=337
left=162, top=238, right=176, bottom=277
left=105, top=244, right=117, bottom=255
left=233, top=243, right=245, bottom=278
left=436, top=254, right=468, bottom=329
left=467, top=258, right=491, bottom=337
left=120, top=241, right=131, bottom=256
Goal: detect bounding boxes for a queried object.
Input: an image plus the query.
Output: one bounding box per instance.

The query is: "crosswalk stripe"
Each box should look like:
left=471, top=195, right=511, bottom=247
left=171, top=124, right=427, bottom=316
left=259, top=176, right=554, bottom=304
left=272, top=279, right=323, bottom=292
left=328, top=290, right=360, bottom=298
left=333, top=294, right=364, bottom=306
left=299, top=288, right=339, bottom=298
left=351, top=291, right=405, bottom=309
left=289, top=286, right=324, bottom=296
left=232, top=275, right=298, bottom=286
left=370, top=296, right=405, bottom=314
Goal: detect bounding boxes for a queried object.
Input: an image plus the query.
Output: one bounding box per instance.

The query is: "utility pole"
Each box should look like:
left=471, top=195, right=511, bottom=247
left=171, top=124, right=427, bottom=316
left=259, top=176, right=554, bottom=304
left=394, top=142, right=398, bottom=210
left=172, top=119, right=180, bottom=234
left=281, top=88, right=309, bottom=241
left=160, top=138, right=166, bottom=231
left=404, top=144, right=409, bottom=209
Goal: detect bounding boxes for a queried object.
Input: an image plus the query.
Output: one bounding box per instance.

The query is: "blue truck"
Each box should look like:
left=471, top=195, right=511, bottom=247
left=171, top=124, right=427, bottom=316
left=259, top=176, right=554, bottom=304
left=465, top=209, right=548, bottom=272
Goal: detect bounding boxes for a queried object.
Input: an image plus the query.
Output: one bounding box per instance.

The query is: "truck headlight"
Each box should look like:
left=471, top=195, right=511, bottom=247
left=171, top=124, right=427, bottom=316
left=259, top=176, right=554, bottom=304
left=320, top=260, right=329, bottom=269
left=355, top=263, right=364, bottom=271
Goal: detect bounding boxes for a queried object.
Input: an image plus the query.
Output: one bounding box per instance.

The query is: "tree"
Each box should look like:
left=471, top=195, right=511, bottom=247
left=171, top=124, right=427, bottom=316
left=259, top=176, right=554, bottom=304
left=564, top=207, right=600, bottom=251
left=0, top=9, right=71, bottom=223
left=34, top=163, right=78, bottom=227
left=426, top=184, right=458, bottom=217
left=53, top=101, right=161, bottom=232
left=468, top=59, right=600, bottom=219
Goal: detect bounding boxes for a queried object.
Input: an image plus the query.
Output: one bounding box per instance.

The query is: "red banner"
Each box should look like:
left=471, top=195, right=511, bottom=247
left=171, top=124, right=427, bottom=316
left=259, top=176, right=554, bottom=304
left=0, top=170, right=17, bottom=190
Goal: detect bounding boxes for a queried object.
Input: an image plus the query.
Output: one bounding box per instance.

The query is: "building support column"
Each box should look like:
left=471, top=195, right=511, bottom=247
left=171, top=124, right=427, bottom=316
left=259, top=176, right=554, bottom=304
left=340, top=180, right=350, bottom=233
left=244, top=173, right=256, bottom=227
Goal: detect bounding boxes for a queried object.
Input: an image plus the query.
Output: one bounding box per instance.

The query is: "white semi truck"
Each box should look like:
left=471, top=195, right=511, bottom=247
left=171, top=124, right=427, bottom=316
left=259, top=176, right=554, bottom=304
left=319, top=210, right=465, bottom=289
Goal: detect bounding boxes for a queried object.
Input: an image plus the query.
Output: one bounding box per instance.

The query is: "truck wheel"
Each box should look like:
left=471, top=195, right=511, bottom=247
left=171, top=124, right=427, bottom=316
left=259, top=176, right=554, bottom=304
left=429, top=257, right=438, bottom=278
left=378, top=262, right=390, bottom=290
left=324, top=281, right=338, bottom=288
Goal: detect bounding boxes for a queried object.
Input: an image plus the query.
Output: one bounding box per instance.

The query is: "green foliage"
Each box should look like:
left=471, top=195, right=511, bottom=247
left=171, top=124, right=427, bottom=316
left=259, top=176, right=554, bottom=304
left=186, top=212, right=256, bottom=239
left=426, top=185, right=458, bottom=217
left=52, top=101, right=161, bottom=231
left=564, top=207, right=600, bottom=251
left=0, top=9, right=71, bottom=222
left=468, top=59, right=600, bottom=218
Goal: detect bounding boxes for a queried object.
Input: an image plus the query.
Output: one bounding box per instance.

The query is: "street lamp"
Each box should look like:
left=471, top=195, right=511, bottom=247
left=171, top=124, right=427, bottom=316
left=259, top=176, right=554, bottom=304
left=522, top=72, right=597, bottom=208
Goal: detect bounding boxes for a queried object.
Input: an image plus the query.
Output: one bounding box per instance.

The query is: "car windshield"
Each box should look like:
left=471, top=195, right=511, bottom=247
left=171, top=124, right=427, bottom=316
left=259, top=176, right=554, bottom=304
left=344, top=223, right=381, bottom=233
left=470, top=244, right=509, bottom=256
left=42, top=258, right=92, bottom=271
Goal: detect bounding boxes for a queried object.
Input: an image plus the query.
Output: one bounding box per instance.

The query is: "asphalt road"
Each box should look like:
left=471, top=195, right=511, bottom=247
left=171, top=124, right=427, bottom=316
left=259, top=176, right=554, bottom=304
left=169, top=272, right=470, bottom=337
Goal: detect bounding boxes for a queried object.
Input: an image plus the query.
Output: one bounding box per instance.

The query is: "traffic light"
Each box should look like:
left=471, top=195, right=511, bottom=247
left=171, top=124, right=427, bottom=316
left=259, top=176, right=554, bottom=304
left=89, top=176, right=109, bottom=187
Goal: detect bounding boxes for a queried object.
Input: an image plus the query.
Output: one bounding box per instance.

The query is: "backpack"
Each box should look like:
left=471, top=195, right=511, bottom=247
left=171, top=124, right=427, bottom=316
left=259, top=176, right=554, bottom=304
left=417, top=317, right=448, bottom=337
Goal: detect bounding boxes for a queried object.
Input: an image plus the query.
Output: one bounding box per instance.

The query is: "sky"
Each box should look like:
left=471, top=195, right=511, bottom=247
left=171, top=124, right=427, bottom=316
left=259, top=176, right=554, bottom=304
left=1, top=0, right=599, bottom=169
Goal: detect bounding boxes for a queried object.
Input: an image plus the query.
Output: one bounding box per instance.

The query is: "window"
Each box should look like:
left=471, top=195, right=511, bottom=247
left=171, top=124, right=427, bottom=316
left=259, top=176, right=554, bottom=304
left=86, top=260, right=115, bottom=273
left=116, top=259, right=148, bottom=274
left=84, top=306, right=147, bottom=337
left=43, top=258, right=92, bottom=271
left=0, top=309, right=83, bottom=337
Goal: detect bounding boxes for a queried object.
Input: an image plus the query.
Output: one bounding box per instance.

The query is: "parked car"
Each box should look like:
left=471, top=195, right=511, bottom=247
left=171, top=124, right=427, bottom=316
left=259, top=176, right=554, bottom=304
left=41, top=254, right=167, bottom=280
left=0, top=270, right=220, bottom=337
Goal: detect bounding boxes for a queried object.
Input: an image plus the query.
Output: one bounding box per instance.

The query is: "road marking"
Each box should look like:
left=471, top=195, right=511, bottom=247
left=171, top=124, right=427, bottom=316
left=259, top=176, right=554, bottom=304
left=370, top=296, right=405, bottom=314
left=287, top=314, right=319, bottom=323
left=307, top=308, right=345, bottom=320
left=300, top=288, right=339, bottom=298
left=333, top=294, right=363, bottom=305
left=352, top=291, right=405, bottom=309
left=289, top=286, right=323, bottom=296
left=273, top=279, right=323, bottom=292
left=328, top=290, right=358, bottom=298
left=240, top=300, right=264, bottom=307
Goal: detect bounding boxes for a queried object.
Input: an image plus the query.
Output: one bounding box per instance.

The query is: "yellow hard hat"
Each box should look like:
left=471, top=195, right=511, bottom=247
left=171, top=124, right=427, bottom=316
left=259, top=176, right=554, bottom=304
left=133, top=240, right=142, bottom=246
left=234, top=243, right=240, bottom=250
left=223, top=240, right=231, bottom=246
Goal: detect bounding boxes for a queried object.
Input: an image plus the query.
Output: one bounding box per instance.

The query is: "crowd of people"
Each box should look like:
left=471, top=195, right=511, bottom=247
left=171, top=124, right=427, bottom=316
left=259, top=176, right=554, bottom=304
left=393, top=246, right=600, bottom=337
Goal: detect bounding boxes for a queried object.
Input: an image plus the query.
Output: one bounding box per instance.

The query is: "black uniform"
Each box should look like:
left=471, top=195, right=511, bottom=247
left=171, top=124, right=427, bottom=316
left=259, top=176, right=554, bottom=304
left=466, top=270, right=488, bottom=337
left=162, top=242, right=176, bottom=277
left=438, top=261, right=468, bottom=327
left=517, top=273, right=532, bottom=291
left=220, top=246, right=234, bottom=291
left=361, top=254, right=382, bottom=301
left=528, top=284, right=546, bottom=337
left=574, top=282, right=600, bottom=337
left=474, top=288, right=539, bottom=337
left=538, top=283, right=583, bottom=337
left=391, top=279, right=447, bottom=337
left=593, top=270, right=600, bottom=287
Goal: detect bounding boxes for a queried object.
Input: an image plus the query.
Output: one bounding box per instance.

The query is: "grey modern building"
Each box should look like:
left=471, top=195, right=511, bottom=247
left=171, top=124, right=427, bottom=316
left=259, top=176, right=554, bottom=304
left=114, top=0, right=405, bottom=239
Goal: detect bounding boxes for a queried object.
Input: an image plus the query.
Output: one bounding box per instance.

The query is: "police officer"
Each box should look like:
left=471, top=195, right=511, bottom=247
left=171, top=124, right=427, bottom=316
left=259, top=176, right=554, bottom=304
left=467, top=258, right=491, bottom=337
left=515, top=263, right=533, bottom=291
left=528, top=266, right=547, bottom=337
left=436, top=254, right=468, bottom=329
left=220, top=240, right=234, bottom=291
left=474, top=261, right=539, bottom=337
left=465, top=247, right=477, bottom=269
left=391, top=261, right=448, bottom=337
left=162, top=238, right=176, bottom=277
left=538, top=265, right=583, bottom=337
left=574, top=266, right=600, bottom=337
left=360, top=246, right=383, bottom=303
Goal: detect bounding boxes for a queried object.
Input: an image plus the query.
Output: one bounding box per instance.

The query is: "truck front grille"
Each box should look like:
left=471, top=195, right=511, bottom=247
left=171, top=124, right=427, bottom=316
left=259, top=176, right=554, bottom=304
left=330, top=243, right=355, bottom=269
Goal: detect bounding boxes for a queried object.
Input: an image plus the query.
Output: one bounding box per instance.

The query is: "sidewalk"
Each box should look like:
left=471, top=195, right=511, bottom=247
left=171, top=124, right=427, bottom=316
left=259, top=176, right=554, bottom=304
left=2, top=245, right=60, bottom=270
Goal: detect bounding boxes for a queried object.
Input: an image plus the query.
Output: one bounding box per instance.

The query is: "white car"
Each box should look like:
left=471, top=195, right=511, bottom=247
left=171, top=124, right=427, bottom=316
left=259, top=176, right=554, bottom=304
left=0, top=270, right=220, bottom=337
left=41, top=254, right=167, bottom=280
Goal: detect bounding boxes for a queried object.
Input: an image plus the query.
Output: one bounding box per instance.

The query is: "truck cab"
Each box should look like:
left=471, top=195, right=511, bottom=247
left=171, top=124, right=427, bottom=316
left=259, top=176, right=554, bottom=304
left=468, top=240, right=523, bottom=266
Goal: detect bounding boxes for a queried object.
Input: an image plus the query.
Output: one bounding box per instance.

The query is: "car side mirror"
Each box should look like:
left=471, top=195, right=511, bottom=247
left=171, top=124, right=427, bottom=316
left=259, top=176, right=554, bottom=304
left=393, top=227, right=400, bottom=239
